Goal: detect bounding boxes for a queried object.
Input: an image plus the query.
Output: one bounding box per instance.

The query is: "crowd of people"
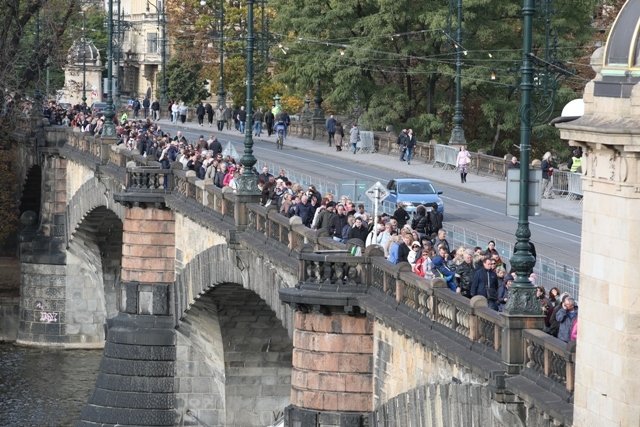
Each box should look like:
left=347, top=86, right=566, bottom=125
left=45, top=99, right=578, bottom=346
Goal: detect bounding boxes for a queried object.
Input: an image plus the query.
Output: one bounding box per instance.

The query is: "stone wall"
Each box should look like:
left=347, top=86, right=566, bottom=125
left=175, top=298, right=226, bottom=426
left=373, top=321, right=485, bottom=408
left=17, top=263, right=68, bottom=346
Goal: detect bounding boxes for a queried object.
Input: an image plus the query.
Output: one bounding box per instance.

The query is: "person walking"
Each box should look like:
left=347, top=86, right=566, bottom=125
left=215, top=105, right=225, bottom=131
left=196, top=102, right=206, bottom=126
left=406, top=129, right=417, bottom=165
left=397, top=129, right=408, bottom=161
left=205, top=103, right=214, bottom=127
left=326, top=114, right=337, bottom=147
left=334, top=122, right=344, bottom=151
left=253, top=108, right=264, bottom=136
left=142, top=97, right=150, bottom=118
left=456, top=146, right=471, bottom=183
left=171, top=101, right=179, bottom=123
left=178, top=102, right=188, bottom=124
left=265, top=109, right=274, bottom=136
left=151, top=99, right=160, bottom=121
left=349, top=123, right=360, bottom=154
left=541, top=151, right=555, bottom=198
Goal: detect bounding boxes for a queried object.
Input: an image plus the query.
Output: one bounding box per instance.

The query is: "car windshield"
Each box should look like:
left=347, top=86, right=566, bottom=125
left=397, top=181, right=436, bottom=195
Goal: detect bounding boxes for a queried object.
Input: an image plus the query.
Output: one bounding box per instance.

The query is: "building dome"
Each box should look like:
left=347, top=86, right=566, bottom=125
left=67, top=38, right=101, bottom=66
left=603, top=0, right=640, bottom=74
left=594, top=0, right=640, bottom=98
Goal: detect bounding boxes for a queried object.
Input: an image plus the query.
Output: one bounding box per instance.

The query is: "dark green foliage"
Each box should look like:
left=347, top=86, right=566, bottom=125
left=166, top=58, right=210, bottom=105
left=271, top=0, right=599, bottom=157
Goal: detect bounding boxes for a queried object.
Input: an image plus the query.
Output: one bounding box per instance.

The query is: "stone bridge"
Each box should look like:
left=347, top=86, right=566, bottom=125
left=10, top=123, right=575, bottom=427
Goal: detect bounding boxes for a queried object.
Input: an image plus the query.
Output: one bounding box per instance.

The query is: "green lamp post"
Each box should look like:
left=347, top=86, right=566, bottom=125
left=449, top=0, right=466, bottom=145
left=102, top=0, right=116, bottom=138
left=504, top=0, right=540, bottom=315
left=237, top=0, right=259, bottom=195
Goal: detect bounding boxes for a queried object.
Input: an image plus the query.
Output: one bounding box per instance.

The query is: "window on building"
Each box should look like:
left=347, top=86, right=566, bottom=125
left=147, top=33, right=158, bottom=54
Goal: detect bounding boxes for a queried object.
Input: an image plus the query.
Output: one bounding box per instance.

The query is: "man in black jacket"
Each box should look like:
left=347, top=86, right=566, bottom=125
left=196, top=103, right=206, bottom=126
left=470, top=258, right=500, bottom=310
left=205, top=103, right=214, bottom=126
left=330, top=204, right=349, bottom=241
left=348, top=216, right=369, bottom=242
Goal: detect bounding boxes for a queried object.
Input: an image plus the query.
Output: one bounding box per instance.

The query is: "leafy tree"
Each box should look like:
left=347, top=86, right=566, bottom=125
left=166, top=58, right=210, bottom=105
left=270, top=0, right=600, bottom=157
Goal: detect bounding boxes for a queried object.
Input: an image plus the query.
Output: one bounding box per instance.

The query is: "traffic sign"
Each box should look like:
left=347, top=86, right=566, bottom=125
left=365, top=181, right=389, bottom=202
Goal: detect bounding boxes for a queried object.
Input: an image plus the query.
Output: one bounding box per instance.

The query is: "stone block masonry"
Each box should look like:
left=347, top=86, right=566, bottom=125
left=121, top=207, right=175, bottom=284
left=290, top=311, right=373, bottom=413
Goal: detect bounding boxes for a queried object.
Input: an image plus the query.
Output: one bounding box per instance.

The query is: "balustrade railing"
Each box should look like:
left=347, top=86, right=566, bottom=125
left=523, top=329, right=575, bottom=394
left=126, top=167, right=171, bottom=192
left=474, top=307, right=504, bottom=353
left=298, top=251, right=365, bottom=287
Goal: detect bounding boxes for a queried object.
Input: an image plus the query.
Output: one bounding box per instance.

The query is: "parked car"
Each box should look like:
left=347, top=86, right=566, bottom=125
left=90, top=102, right=108, bottom=115
left=385, top=178, right=444, bottom=215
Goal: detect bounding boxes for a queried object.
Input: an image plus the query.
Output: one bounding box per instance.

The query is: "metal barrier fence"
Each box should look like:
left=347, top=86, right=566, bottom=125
left=552, top=171, right=583, bottom=200
left=446, top=224, right=580, bottom=298
left=433, top=144, right=458, bottom=169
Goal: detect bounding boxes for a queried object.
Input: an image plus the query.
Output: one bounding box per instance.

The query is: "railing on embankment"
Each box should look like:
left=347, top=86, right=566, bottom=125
left=56, top=128, right=576, bottom=421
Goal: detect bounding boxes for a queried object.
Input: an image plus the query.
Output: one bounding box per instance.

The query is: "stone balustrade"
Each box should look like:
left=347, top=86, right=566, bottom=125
left=523, top=329, right=575, bottom=394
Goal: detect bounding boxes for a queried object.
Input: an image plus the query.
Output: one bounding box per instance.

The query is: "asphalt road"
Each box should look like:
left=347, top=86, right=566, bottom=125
left=162, top=124, right=581, bottom=271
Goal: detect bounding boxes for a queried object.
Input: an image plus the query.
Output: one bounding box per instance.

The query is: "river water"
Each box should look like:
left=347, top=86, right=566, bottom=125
left=0, top=343, right=101, bottom=426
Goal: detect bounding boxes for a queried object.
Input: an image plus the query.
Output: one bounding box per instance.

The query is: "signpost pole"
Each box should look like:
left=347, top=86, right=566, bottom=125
left=366, top=181, right=389, bottom=247
left=373, top=187, right=380, bottom=243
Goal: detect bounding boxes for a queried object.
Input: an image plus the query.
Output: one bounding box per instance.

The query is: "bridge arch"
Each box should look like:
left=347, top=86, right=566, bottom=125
left=18, top=164, right=41, bottom=222
left=174, top=243, right=296, bottom=332
left=66, top=176, right=124, bottom=244
left=65, top=205, right=123, bottom=344
left=175, top=283, right=293, bottom=426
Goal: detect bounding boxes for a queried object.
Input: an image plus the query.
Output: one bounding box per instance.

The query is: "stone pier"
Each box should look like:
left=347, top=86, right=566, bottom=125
left=556, top=4, right=640, bottom=425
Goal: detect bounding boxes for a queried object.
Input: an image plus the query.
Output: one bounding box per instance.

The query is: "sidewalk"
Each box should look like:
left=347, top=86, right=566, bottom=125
left=164, top=119, right=582, bottom=222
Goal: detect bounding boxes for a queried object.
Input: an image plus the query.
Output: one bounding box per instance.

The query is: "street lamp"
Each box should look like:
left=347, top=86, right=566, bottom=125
left=449, top=0, right=466, bottom=145
left=81, top=11, right=87, bottom=108
left=102, top=0, right=116, bottom=137
left=237, top=0, right=259, bottom=195
left=115, top=0, right=121, bottom=107
left=200, top=0, right=226, bottom=107
left=146, top=0, right=168, bottom=112
left=504, top=0, right=539, bottom=315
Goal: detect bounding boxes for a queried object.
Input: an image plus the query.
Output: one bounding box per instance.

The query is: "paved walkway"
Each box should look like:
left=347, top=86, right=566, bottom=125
left=161, top=119, right=582, bottom=222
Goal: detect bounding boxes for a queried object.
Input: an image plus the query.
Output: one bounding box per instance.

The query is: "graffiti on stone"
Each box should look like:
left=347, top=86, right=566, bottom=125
left=40, top=311, right=58, bottom=323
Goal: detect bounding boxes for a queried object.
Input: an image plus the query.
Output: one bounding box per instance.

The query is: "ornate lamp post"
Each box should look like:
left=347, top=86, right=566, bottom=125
left=504, top=0, right=539, bottom=315
left=146, top=0, right=168, bottom=113
left=201, top=0, right=226, bottom=107
left=160, top=2, right=167, bottom=109
left=216, top=0, right=225, bottom=107
left=449, top=0, right=466, bottom=145
left=102, top=0, right=116, bottom=137
left=237, top=0, right=259, bottom=195
left=81, top=11, right=87, bottom=109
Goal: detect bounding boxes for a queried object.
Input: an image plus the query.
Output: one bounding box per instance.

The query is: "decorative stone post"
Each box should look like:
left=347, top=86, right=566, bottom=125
left=555, top=7, right=640, bottom=424
left=280, top=250, right=373, bottom=426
